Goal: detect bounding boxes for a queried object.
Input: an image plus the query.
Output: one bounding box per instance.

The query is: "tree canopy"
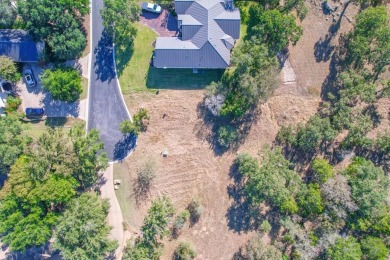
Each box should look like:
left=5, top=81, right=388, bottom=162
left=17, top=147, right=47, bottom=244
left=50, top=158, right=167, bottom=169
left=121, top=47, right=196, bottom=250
left=0, top=55, right=21, bottom=83
left=326, top=236, right=362, bottom=260
left=236, top=147, right=302, bottom=214
left=0, top=124, right=107, bottom=251
left=41, top=67, right=82, bottom=102
left=0, top=0, right=16, bottom=29
left=347, top=6, right=390, bottom=77
left=101, top=0, right=139, bottom=49
left=0, top=116, right=30, bottom=175
left=53, top=193, right=117, bottom=260
left=17, top=0, right=88, bottom=61
left=247, top=5, right=302, bottom=53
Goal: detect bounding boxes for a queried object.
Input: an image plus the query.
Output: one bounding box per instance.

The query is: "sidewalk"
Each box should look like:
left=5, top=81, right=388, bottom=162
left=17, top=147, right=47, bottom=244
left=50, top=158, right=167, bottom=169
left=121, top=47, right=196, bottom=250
left=100, top=164, right=125, bottom=259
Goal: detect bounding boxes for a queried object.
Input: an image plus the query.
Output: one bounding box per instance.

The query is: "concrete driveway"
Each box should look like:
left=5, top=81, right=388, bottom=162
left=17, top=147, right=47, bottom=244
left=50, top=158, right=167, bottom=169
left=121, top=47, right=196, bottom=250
left=88, top=0, right=135, bottom=162
left=18, top=63, right=87, bottom=119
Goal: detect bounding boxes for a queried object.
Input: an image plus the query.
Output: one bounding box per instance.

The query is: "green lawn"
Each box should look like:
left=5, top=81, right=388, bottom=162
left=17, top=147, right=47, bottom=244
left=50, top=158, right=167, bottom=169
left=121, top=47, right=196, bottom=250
left=80, top=77, right=88, bottom=100
left=116, top=23, right=157, bottom=94
left=22, top=117, right=83, bottom=140
left=116, top=22, right=225, bottom=93
left=113, top=162, right=136, bottom=225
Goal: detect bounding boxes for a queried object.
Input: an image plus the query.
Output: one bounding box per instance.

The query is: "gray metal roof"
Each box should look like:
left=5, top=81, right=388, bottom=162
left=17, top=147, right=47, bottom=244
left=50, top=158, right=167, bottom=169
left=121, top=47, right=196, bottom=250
left=178, top=14, right=202, bottom=25
left=154, top=0, right=240, bottom=69
left=0, top=30, right=39, bottom=63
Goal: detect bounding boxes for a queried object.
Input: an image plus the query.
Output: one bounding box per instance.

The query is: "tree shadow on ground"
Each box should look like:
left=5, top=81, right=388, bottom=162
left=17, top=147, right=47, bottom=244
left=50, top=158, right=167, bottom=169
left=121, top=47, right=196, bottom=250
left=146, top=67, right=224, bottom=90
left=225, top=163, right=261, bottom=233
left=113, top=134, right=137, bottom=162
left=314, top=2, right=350, bottom=63
left=94, top=30, right=116, bottom=83
left=132, top=175, right=152, bottom=206
left=115, top=41, right=134, bottom=77
left=196, top=101, right=262, bottom=156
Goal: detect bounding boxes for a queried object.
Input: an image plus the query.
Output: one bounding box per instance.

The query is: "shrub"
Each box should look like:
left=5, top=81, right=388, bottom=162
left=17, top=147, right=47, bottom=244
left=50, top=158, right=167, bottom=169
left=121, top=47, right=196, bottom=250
left=5, top=96, right=21, bottom=114
left=136, top=159, right=156, bottom=192
left=120, top=108, right=150, bottom=135
left=187, top=199, right=203, bottom=225
left=217, top=125, right=238, bottom=148
left=172, top=210, right=190, bottom=237
left=174, top=242, right=196, bottom=260
left=259, top=220, right=272, bottom=234
left=41, top=67, right=82, bottom=102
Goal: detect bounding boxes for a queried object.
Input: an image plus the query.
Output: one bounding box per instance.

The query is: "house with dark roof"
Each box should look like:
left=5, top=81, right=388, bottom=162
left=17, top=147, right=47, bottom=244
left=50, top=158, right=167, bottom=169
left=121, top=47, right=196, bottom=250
left=153, top=0, right=240, bottom=69
left=0, top=30, right=42, bottom=63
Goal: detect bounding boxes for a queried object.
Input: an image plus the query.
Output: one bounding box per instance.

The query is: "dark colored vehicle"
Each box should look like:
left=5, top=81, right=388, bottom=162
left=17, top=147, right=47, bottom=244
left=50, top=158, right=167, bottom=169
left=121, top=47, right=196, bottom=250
left=24, top=68, right=36, bottom=87
left=141, top=2, right=162, bottom=14
left=25, top=107, right=44, bottom=117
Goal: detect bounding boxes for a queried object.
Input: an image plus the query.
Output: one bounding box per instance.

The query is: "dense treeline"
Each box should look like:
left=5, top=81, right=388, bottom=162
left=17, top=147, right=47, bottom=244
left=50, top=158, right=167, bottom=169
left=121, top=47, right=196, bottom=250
left=233, top=3, right=390, bottom=260
left=0, top=121, right=114, bottom=257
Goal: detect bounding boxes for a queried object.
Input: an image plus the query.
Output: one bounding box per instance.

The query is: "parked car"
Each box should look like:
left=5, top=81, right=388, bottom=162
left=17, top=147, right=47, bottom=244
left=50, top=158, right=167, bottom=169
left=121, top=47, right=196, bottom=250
left=25, top=107, right=44, bottom=118
left=141, top=2, right=162, bottom=14
left=24, top=69, right=36, bottom=87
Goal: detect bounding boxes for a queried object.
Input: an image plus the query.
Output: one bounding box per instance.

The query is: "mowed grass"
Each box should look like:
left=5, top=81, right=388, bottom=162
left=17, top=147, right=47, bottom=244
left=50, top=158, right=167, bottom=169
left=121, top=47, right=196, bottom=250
left=116, top=22, right=225, bottom=93
left=22, top=117, right=83, bottom=140
left=113, top=162, right=136, bottom=225
left=117, top=23, right=157, bottom=94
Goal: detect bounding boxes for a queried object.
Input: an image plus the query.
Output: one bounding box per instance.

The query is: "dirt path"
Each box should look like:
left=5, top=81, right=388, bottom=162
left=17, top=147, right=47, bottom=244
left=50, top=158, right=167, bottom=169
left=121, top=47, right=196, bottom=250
left=100, top=164, right=125, bottom=259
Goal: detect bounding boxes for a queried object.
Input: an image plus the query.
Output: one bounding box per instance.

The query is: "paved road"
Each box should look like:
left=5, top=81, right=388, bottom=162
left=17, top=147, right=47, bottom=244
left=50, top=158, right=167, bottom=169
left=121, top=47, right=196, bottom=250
left=88, top=0, right=135, bottom=161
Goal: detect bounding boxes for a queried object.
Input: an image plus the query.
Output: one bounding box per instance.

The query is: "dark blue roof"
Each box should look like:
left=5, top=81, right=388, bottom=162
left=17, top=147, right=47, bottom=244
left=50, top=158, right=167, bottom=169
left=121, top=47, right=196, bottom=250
left=0, top=30, right=38, bottom=63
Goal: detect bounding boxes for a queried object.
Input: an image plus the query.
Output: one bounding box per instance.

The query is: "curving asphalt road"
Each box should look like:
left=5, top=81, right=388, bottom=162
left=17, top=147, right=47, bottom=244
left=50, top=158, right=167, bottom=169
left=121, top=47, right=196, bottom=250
left=88, top=0, right=136, bottom=161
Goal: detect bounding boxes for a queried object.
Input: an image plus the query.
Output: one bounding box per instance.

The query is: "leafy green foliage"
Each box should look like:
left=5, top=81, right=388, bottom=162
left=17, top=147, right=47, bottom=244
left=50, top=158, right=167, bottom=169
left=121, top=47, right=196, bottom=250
left=218, top=41, right=278, bottom=118
left=139, top=196, right=175, bottom=258
left=0, top=125, right=107, bottom=251
left=0, top=0, right=16, bottom=29
left=326, top=236, right=362, bottom=260
left=294, top=115, right=336, bottom=153
left=5, top=96, right=21, bottom=114
left=240, top=234, right=283, bottom=260
left=120, top=108, right=150, bottom=135
left=236, top=148, right=301, bottom=214
left=297, top=183, right=324, bottom=217
left=101, top=0, right=139, bottom=49
left=360, top=236, right=388, bottom=260
left=247, top=6, right=302, bottom=53
left=17, top=0, right=87, bottom=61
left=311, top=158, right=334, bottom=184
left=0, top=55, right=21, bottom=82
left=173, top=210, right=190, bottom=234
left=53, top=193, right=118, bottom=260
left=259, top=220, right=272, bottom=233
left=173, top=242, right=196, bottom=260
left=347, top=6, right=390, bottom=77
left=345, top=158, right=389, bottom=231
left=69, top=122, right=108, bottom=188
left=0, top=116, right=30, bottom=175
left=41, top=67, right=82, bottom=102
left=217, top=125, right=238, bottom=148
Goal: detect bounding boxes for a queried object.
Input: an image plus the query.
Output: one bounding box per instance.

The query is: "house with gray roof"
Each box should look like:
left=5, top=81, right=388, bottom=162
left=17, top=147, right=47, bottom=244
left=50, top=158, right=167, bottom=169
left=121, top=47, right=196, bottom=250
left=0, top=30, right=42, bottom=63
left=153, top=0, right=240, bottom=69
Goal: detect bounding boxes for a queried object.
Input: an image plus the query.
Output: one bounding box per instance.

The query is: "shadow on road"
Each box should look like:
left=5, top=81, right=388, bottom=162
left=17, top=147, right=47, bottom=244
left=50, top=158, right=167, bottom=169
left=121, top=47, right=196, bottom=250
left=94, top=30, right=116, bottom=83
left=113, top=134, right=137, bottom=162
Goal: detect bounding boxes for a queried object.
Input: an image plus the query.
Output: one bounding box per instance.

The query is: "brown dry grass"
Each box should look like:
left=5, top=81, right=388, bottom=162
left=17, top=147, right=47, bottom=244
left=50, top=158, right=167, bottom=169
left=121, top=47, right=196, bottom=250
left=116, top=1, right=389, bottom=259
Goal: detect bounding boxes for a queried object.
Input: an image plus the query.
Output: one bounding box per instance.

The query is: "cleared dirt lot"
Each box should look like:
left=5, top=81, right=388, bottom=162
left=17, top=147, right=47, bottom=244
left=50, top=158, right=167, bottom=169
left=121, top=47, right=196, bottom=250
left=116, top=1, right=389, bottom=259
